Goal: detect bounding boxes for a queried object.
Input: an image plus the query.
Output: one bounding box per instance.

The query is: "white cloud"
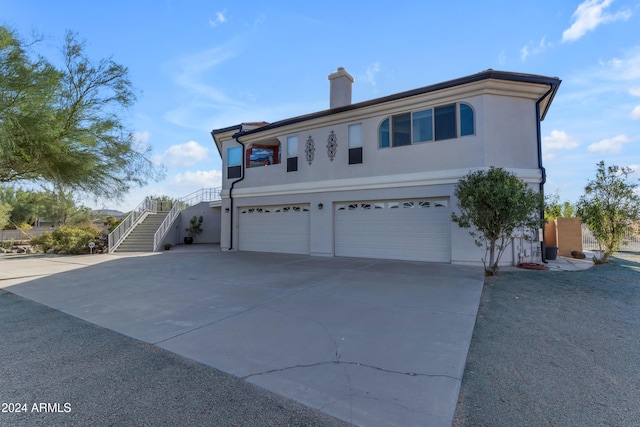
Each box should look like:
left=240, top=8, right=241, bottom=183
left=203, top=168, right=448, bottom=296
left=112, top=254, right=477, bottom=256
left=209, top=11, right=227, bottom=27
left=132, top=131, right=151, bottom=153
left=587, top=134, right=631, bottom=153
left=360, top=62, right=381, bottom=87
left=520, top=37, right=552, bottom=62
left=173, top=169, right=222, bottom=188
left=631, top=105, right=640, bottom=119
left=173, top=46, right=240, bottom=104
left=542, top=130, right=580, bottom=160
left=134, top=131, right=150, bottom=144
left=600, top=52, right=640, bottom=81
left=163, top=43, right=247, bottom=130
left=561, top=48, right=640, bottom=102
left=155, top=141, right=210, bottom=168
left=562, top=0, right=632, bottom=43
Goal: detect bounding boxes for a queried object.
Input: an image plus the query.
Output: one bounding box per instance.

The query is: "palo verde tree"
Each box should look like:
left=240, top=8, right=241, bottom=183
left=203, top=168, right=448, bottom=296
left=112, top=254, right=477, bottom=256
left=0, top=26, right=163, bottom=199
left=451, top=167, right=545, bottom=276
left=576, top=161, right=640, bottom=264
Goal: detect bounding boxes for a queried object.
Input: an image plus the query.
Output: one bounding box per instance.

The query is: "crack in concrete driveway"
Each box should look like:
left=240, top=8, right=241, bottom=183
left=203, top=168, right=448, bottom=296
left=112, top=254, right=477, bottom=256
left=2, top=249, right=484, bottom=427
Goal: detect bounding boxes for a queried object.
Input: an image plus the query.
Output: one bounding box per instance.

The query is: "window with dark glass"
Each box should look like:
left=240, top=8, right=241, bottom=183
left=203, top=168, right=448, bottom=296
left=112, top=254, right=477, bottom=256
left=287, top=136, right=298, bottom=172
left=460, top=103, right=474, bottom=136
left=379, top=102, right=473, bottom=148
left=392, top=113, right=411, bottom=147
left=434, top=105, right=456, bottom=141
left=379, top=118, right=390, bottom=148
left=412, top=109, right=433, bottom=143
left=348, top=123, right=363, bottom=164
left=227, top=146, right=242, bottom=179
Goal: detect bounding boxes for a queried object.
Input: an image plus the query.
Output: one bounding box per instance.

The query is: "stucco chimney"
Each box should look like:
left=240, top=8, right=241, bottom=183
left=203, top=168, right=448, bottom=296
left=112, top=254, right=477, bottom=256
left=328, top=67, right=354, bottom=109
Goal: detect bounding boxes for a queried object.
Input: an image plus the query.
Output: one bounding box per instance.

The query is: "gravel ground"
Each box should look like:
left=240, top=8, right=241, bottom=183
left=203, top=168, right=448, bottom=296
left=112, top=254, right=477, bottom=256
left=0, top=290, right=350, bottom=427
left=453, top=252, right=640, bottom=427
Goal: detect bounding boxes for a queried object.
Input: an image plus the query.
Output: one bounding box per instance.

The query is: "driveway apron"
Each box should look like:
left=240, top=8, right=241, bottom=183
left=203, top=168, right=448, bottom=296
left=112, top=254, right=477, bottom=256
left=2, top=248, right=484, bottom=427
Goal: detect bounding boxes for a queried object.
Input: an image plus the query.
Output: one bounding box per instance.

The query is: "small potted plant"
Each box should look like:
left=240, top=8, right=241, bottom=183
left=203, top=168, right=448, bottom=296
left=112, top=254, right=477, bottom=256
left=184, top=215, right=203, bottom=244
left=164, top=243, right=172, bottom=250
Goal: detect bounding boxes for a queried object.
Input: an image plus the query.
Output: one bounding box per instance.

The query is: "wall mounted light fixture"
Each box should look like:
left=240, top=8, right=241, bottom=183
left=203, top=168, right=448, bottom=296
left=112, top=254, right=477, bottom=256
left=318, top=203, right=323, bottom=210
left=225, top=208, right=230, bottom=213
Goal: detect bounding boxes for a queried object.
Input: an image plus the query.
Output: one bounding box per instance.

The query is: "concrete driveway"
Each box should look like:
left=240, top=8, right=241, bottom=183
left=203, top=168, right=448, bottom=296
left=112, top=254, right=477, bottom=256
left=1, top=246, right=484, bottom=426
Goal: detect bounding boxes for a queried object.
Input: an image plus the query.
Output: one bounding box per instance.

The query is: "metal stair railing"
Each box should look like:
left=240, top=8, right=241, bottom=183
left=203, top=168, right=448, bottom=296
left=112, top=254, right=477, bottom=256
left=108, top=198, right=158, bottom=252
left=152, top=187, right=222, bottom=251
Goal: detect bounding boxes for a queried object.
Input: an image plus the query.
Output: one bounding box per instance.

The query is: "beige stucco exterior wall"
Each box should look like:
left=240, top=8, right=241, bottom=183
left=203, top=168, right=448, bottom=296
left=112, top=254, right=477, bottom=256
left=556, top=217, right=583, bottom=257
left=215, top=77, right=552, bottom=265
left=544, top=218, right=583, bottom=257
left=545, top=221, right=558, bottom=247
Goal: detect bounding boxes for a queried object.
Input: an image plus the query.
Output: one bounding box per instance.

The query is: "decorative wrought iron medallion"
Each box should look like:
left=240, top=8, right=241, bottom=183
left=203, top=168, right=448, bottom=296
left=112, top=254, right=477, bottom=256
left=327, top=130, right=338, bottom=161
left=305, top=136, right=315, bottom=165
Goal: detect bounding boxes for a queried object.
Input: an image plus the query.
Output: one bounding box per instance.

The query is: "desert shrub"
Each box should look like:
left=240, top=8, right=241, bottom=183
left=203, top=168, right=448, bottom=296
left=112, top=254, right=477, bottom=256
left=105, top=216, right=123, bottom=232
left=74, top=221, right=103, bottom=236
left=30, top=233, right=55, bottom=252
left=31, top=224, right=102, bottom=254
left=53, top=225, right=97, bottom=254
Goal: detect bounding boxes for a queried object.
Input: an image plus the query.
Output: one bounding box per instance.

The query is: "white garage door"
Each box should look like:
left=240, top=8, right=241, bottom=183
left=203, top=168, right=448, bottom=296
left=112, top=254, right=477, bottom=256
left=239, top=204, right=310, bottom=254
left=335, top=199, right=451, bottom=262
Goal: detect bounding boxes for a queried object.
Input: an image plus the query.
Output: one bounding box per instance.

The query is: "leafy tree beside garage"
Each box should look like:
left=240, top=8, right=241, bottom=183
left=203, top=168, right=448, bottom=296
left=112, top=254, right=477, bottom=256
left=451, top=167, right=544, bottom=276
left=577, top=161, right=640, bottom=264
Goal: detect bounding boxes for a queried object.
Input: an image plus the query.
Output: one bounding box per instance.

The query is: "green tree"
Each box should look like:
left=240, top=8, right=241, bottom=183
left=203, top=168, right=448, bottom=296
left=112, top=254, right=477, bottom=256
left=0, top=26, right=163, bottom=199
left=545, top=193, right=576, bottom=220
left=0, top=201, right=11, bottom=230
left=0, top=186, right=39, bottom=226
left=576, top=161, right=640, bottom=264
left=38, top=187, right=80, bottom=225
left=451, top=167, right=545, bottom=275
left=146, top=194, right=176, bottom=212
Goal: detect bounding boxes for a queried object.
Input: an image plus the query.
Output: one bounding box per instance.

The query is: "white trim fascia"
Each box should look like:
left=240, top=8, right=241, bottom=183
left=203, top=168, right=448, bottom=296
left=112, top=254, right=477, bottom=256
left=221, top=167, right=543, bottom=199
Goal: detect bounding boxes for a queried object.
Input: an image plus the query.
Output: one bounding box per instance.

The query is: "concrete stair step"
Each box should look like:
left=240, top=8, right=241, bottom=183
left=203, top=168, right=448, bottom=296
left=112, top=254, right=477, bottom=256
left=113, top=212, right=170, bottom=253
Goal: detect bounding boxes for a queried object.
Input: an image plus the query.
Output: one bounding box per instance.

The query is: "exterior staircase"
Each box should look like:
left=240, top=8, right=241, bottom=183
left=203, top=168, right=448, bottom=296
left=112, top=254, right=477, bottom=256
left=113, top=212, right=169, bottom=252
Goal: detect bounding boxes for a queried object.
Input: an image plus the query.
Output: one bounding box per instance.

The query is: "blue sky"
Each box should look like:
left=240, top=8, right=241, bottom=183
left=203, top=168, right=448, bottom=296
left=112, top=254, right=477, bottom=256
left=2, top=0, right=639, bottom=211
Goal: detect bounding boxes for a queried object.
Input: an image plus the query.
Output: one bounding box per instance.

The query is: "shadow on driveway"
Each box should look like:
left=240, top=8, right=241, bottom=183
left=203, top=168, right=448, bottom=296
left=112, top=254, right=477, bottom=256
left=2, top=248, right=484, bottom=427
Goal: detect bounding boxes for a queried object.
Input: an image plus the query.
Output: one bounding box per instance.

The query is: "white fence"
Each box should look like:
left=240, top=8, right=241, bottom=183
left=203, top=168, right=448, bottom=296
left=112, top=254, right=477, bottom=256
left=581, top=224, right=640, bottom=252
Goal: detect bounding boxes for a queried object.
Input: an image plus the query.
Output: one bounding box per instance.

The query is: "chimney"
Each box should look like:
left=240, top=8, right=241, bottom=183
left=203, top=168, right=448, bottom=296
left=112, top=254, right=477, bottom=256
left=328, top=67, right=354, bottom=109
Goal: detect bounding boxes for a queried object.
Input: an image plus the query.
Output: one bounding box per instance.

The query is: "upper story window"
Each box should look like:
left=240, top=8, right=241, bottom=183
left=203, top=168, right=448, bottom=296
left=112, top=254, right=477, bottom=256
left=227, top=146, right=242, bottom=179
left=287, top=136, right=298, bottom=172
left=379, top=102, right=474, bottom=148
left=460, top=103, right=474, bottom=136
left=246, top=139, right=280, bottom=168
left=348, top=123, right=363, bottom=164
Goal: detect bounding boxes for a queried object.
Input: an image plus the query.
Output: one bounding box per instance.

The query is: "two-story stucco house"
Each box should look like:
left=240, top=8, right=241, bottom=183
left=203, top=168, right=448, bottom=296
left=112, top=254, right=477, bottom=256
left=211, top=68, right=560, bottom=265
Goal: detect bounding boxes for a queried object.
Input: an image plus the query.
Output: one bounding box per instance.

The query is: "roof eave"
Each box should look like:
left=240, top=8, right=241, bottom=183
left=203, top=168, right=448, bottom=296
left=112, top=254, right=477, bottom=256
left=232, top=70, right=561, bottom=138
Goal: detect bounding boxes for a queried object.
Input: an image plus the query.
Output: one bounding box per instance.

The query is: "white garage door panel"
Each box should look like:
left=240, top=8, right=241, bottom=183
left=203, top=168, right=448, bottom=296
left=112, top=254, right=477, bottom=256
left=239, top=205, right=310, bottom=254
left=335, top=199, right=451, bottom=262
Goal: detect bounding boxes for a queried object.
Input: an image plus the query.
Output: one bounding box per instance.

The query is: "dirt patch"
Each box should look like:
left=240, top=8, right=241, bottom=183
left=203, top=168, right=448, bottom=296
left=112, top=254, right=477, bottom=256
left=454, top=253, right=640, bottom=426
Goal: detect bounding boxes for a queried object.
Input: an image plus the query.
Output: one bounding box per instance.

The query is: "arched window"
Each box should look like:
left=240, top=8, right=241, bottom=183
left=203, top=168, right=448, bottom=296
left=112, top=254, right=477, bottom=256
left=379, top=118, right=390, bottom=148
left=460, top=103, right=474, bottom=136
